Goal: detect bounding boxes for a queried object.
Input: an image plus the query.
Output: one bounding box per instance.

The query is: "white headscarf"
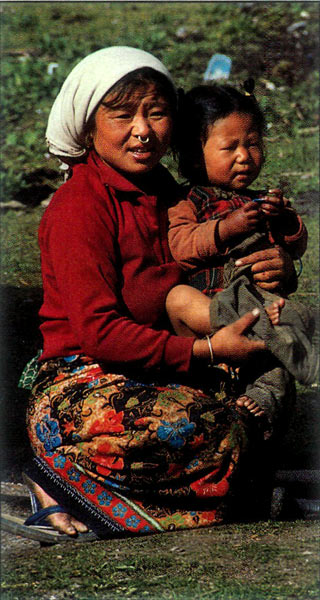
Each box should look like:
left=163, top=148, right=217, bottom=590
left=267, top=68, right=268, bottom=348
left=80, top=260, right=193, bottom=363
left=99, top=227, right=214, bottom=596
left=45, top=46, right=175, bottom=160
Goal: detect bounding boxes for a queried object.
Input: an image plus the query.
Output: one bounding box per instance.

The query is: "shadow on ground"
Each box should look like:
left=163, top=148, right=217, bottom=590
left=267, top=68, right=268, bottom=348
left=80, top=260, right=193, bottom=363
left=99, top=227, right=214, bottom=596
left=0, top=285, right=43, bottom=481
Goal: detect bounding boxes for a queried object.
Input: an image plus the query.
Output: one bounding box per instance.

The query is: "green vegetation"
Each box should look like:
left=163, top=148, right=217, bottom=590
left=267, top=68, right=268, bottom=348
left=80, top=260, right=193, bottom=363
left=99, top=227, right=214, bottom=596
left=0, top=3, right=319, bottom=599
left=2, top=521, right=319, bottom=599
left=1, top=1, right=319, bottom=204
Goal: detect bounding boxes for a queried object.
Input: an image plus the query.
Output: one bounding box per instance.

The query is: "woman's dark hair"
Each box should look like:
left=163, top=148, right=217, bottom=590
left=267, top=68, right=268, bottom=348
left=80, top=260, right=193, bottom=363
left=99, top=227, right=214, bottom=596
left=177, top=83, right=266, bottom=185
left=83, top=67, right=177, bottom=150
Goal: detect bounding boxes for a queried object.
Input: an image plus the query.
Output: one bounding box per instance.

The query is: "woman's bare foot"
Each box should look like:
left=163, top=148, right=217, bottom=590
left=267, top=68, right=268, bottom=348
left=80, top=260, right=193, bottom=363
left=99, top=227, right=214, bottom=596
left=265, top=297, right=285, bottom=326
left=23, top=474, right=88, bottom=536
left=236, top=395, right=265, bottom=417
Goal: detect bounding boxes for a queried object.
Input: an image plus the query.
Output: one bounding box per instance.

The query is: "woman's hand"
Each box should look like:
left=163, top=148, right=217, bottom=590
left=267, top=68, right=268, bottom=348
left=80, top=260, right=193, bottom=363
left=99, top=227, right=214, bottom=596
left=235, top=245, right=295, bottom=291
left=192, top=310, right=265, bottom=365
left=209, top=309, right=265, bottom=363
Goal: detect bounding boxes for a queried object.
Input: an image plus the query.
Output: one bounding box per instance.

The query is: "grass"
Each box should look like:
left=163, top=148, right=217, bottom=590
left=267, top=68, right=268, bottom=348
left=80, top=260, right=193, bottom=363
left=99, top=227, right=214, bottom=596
left=0, top=3, right=319, bottom=599
left=1, top=521, right=319, bottom=599
left=0, top=207, right=43, bottom=288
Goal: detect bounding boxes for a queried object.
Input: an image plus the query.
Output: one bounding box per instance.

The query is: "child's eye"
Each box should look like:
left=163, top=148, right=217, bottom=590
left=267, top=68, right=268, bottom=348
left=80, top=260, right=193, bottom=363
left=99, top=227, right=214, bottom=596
left=247, top=138, right=261, bottom=147
left=150, top=110, right=168, bottom=118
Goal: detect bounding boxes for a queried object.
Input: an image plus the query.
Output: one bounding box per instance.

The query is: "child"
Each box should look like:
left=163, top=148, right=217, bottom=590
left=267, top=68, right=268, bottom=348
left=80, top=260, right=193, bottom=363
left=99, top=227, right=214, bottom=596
left=167, top=82, right=318, bottom=431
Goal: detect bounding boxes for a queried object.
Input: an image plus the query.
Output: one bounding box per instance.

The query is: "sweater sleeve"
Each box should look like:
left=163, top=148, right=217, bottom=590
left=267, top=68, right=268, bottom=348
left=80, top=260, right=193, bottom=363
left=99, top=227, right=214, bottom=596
left=269, top=208, right=308, bottom=258
left=168, top=199, right=227, bottom=271
left=39, top=180, right=194, bottom=373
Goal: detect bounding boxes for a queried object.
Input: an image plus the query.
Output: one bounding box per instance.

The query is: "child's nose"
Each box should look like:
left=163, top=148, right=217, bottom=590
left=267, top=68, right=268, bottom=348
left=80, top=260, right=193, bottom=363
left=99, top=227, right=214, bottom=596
left=236, top=146, right=250, bottom=162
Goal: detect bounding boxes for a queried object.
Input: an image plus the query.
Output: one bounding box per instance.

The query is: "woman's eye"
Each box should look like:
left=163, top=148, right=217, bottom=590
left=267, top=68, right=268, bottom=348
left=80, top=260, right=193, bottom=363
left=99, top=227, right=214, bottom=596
left=115, top=113, right=131, bottom=119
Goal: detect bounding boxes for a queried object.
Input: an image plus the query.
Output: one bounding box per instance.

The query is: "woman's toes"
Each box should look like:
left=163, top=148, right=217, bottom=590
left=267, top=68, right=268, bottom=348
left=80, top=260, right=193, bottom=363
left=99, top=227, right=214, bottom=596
left=47, top=513, right=88, bottom=536
left=23, top=475, right=88, bottom=536
left=48, top=513, right=77, bottom=535
left=70, top=517, right=89, bottom=533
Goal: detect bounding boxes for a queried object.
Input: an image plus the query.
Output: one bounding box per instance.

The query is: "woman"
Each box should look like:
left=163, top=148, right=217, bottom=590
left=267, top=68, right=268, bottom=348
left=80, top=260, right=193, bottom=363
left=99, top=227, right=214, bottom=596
left=24, top=47, right=296, bottom=538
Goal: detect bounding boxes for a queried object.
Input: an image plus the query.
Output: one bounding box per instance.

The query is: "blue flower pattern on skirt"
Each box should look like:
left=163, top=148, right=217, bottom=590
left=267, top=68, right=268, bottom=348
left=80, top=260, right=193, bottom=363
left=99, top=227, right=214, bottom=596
left=82, top=479, right=97, bottom=494
left=126, top=515, right=141, bottom=528
left=54, top=455, right=66, bottom=469
left=97, top=491, right=113, bottom=506
left=67, top=467, right=81, bottom=482
left=157, top=418, right=195, bottom=449
left=36, top=416, right=62, bottom=452
left=112, top=503, right=127, bottom=518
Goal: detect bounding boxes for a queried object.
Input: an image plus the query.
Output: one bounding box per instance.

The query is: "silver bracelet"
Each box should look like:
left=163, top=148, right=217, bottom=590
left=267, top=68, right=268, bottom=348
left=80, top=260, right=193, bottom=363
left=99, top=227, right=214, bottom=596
left=205, top=335, right=214, bottom=367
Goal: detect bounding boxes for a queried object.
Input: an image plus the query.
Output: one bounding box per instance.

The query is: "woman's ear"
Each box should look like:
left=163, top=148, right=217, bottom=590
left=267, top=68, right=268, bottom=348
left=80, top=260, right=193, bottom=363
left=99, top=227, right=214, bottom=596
left=82, top=113, right=97, bottom=149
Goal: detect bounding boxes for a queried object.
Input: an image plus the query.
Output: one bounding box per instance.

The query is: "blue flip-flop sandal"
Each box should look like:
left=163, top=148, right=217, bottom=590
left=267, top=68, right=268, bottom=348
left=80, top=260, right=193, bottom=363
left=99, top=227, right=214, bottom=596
left=1, top=490, right=98, bottom=544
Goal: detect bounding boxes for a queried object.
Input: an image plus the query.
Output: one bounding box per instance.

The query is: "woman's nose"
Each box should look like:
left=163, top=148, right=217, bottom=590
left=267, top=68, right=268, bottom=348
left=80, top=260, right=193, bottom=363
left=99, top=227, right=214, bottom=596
left=132, top=117, right=151, bottom=138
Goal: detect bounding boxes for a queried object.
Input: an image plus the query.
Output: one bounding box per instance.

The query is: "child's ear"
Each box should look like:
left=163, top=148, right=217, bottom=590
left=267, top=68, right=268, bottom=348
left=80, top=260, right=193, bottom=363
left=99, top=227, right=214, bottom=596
left=196, top=157, right=209, bottom=185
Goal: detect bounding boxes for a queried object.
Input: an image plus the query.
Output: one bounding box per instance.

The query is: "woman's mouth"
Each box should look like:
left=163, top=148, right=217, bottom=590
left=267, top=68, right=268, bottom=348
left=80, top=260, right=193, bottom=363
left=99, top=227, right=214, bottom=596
left=130, top=147, right=152, bottom=160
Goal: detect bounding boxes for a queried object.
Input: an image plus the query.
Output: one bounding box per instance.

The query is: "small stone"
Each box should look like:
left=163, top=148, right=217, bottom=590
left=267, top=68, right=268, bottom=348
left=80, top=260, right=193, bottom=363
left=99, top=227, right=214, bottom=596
left=0, top=200, right=27, bottom=210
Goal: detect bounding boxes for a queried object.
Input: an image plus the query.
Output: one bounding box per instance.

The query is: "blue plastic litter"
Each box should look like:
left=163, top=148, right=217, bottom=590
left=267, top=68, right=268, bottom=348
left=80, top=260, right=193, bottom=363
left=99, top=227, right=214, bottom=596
left=203, top=54, right=232, bottom=81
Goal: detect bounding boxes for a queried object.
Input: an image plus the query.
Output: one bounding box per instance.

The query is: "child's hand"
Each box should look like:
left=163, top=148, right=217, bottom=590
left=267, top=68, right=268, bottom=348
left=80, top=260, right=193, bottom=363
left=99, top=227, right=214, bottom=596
left=219, top=202, right=263, bottom=242
left=259, top=189, right=288, bottom=217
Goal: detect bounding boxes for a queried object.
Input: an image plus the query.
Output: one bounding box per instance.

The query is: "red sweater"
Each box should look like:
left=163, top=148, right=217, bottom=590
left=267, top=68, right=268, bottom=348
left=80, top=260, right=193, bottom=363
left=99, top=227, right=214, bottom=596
left=38, top=151, right=194, bottom=373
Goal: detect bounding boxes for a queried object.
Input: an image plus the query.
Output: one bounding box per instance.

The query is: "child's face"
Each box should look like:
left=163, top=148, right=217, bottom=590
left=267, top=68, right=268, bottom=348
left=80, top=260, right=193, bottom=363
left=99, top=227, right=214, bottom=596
left=202, top=112, right=264, bottom=190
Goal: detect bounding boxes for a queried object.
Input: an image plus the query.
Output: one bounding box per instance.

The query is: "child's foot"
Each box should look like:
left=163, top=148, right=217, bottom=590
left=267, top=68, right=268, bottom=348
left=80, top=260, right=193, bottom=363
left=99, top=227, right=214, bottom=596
left=236, top=395, right=265, bottom=417
left=23, top=474, right=88, bottom=536
left=265, top=297, right=285, bottom=326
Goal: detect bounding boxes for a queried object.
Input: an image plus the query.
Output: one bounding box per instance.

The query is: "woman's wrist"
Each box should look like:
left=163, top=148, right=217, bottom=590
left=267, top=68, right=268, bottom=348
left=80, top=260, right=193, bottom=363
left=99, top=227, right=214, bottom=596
left=192, top=336, right=216, bottom=366
left=192, top=338, right=212, bottom=362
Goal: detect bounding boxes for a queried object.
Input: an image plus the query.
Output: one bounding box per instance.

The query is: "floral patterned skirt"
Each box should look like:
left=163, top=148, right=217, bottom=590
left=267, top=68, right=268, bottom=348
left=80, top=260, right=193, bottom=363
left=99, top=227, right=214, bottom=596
left=26, top=355, right=257, bottom=537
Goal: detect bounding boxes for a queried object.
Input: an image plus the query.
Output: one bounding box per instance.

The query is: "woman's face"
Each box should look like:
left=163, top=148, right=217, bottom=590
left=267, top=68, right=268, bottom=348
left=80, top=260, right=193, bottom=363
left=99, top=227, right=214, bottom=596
left=202, top=112, right=264, bottom=190
left=92, top=83, right=173, bottom=176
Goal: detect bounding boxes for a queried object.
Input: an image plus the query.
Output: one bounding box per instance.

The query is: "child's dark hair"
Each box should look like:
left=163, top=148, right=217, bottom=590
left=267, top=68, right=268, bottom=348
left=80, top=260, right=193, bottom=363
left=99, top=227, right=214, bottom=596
left=177, top=83, right=266, bottom=184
